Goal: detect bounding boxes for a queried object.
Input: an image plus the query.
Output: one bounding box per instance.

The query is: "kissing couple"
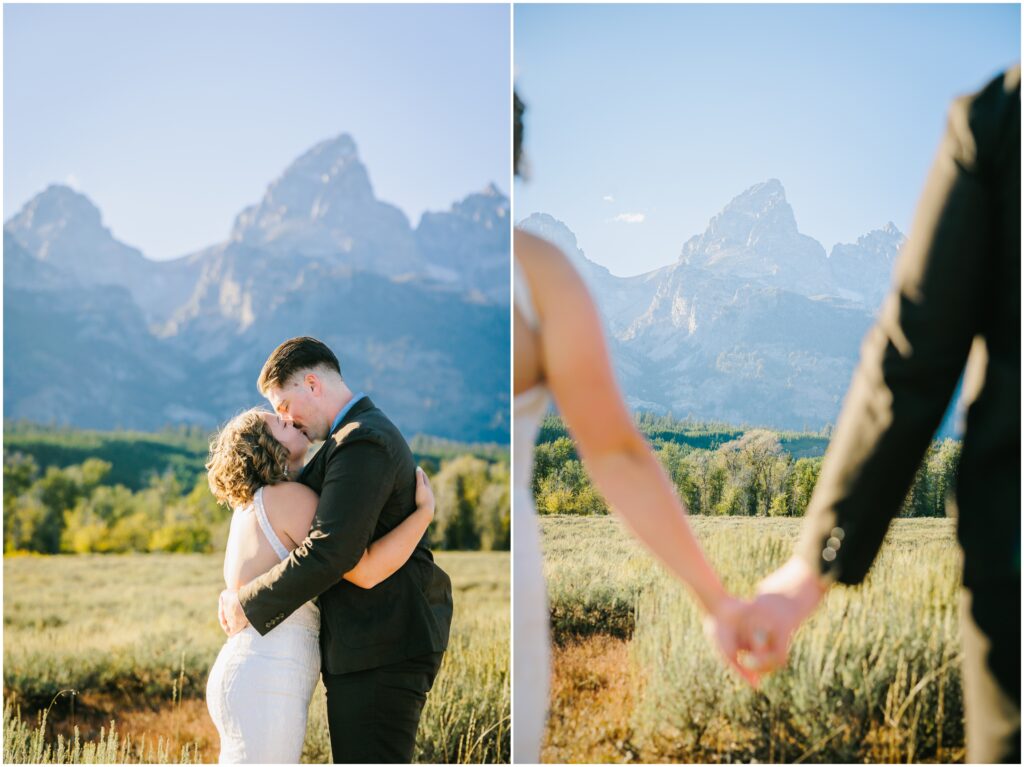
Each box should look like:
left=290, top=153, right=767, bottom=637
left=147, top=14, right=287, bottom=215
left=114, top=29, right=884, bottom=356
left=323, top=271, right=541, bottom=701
left=204, top=336, right=454, bottom=763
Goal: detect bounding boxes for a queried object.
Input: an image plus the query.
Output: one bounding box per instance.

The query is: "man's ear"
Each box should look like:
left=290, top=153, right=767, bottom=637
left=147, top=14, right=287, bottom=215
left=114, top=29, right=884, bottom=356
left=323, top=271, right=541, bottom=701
left=305, top=372, right=322, bottom=397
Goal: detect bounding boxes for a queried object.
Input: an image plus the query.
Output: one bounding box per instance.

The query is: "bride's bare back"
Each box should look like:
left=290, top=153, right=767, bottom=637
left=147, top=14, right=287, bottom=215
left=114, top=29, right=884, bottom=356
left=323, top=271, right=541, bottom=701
left=222, top=482, right=318, bottom=590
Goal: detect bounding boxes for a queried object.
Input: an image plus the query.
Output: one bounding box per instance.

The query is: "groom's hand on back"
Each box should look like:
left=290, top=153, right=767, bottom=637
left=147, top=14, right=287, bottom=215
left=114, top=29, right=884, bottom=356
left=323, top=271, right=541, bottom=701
left=219, top=589, right=250, bottom=636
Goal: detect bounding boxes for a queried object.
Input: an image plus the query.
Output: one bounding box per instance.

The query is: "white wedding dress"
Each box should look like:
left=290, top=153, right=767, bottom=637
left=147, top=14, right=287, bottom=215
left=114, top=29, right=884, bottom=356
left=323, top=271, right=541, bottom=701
left=512, top=260, right=552, bottom=763
left=206, top=487, right=321, bottom=764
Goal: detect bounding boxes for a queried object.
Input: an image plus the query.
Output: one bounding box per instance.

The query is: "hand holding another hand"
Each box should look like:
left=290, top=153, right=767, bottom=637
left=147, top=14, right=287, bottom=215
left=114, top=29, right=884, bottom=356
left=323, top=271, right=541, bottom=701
left=705, top=556, right=829, bottom=686
left=703, top=594, right=766, bottom=687
left=740, top=556, right=829, bottom=676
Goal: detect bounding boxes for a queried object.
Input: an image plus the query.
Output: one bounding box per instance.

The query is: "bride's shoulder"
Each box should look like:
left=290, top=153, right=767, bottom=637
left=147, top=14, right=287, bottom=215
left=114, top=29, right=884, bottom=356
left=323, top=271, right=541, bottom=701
left=515, top=229, right=566, bottom=267
left=515, top=230, right=581, bottom=289
left=261, top=482, right=317, bottom=541
left=262, top=481, right=317, bottom=507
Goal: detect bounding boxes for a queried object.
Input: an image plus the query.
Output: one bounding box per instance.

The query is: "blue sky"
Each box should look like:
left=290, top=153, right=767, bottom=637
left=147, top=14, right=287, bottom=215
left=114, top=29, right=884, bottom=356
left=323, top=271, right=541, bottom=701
left=515, top=3, right=1020, bottom=276
left=4, top=3, right=510, bottom=261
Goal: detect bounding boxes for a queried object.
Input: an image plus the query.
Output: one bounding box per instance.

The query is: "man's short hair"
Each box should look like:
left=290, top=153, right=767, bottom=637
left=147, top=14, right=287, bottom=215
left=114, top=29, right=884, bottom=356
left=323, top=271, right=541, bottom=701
left=258, top=336, right=342, bottom=394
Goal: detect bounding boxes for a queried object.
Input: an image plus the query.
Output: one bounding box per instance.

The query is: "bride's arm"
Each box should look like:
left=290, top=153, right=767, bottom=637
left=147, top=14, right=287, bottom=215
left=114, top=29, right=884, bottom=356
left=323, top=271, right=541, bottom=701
left=342, top=467, right=435, bottom=589
left=519, top=234, right=758, bottom=681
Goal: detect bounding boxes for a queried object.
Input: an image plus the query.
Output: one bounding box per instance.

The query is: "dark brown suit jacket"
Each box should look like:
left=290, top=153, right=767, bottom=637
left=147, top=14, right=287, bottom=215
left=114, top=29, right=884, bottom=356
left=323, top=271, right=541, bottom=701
left=796, top=67, right=1021, bottom=588
left=238, top=396, right=453, bottom=674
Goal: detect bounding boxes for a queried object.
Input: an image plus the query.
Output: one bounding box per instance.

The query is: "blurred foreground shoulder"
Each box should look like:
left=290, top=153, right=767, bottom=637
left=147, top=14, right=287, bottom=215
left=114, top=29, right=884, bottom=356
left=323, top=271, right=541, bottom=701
left=947, top=65, right=1020, bottom=174
left=514, top=229, right=590, bottom=302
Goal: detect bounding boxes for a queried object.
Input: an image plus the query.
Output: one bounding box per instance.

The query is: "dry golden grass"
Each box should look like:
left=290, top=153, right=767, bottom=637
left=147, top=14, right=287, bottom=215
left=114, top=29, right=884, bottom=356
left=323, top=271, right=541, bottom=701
left=540, top=516, right=965, bottom=763
left=4, top=551, right=508, bottom=763
left=543, top=636, right=641, bottom=764
left=31, top=696, right=219, bottom=762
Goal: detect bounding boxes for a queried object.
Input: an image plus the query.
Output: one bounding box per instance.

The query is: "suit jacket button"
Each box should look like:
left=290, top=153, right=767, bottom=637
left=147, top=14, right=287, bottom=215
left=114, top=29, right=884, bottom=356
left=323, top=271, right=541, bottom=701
left=265, top=621, right=274, bottom=629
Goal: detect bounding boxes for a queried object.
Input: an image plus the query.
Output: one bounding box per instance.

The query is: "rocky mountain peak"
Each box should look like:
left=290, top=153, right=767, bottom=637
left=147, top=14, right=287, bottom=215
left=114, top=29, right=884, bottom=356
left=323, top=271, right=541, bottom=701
left=229, top=132, right=381, bottom=247
left=703, top=178, right=798, bottom=247
left=827, top=222, right=906, bottom=308
left=517, top=213, right=587, bottom=263
left=857, top=222, right=905, bottom=253
left=2, top=183, right=155, bottom=293
left=224, top=133, right=420, bottom=274
left=451, top=184, right=509, bottom=220
left=734, top=177, right=787, bottom=207
left=5, top=185, right=107, bottom=255
left=677, top=179, right=830, bottom=296
left=516, top=212, right=620, bottom=296
left=413, top=185, right=511, bottom=303
left=833, top=222, right=906, bottom=263
left=881, top=221, right=902, bottom=238
left=283, top=133, right=368, bottom=197
left=479, top=182, right=504, bottom=198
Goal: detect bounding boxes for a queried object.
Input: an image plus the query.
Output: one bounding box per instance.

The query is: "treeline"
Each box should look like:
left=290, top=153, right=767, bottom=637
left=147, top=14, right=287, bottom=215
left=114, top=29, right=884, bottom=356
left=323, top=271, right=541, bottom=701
left=427, top=455, right=510, bottom=551
left=3, top=422, right=509, bottom=491
left=4, top=421, right=211, bottom=491
left=533, top=415, right=960, bottom=518
left=4, top=454, right=226, bottom=554
left=3, top=424, right=510, bottom=555
left=540, top=412, right=832, bottom=459
left=409, top=434, right=509, bottom=468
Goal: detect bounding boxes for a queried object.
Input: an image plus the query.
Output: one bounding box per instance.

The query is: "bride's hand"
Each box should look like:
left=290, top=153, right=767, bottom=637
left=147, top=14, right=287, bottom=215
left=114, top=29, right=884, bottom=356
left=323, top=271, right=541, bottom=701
left=415, top=466, right=435, bottom=519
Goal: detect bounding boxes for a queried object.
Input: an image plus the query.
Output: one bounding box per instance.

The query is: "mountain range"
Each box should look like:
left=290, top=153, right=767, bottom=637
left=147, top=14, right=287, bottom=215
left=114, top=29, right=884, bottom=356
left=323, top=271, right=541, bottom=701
left=4, top=135, right=510, bottom=442
left=518, top=179, right=911, bottom=431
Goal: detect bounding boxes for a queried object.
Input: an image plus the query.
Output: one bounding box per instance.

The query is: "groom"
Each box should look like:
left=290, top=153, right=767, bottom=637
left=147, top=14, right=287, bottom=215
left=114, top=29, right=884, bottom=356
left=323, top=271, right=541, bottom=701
left=740, top=67, right=1020, bottom=762
left=220, top=336, right=453, bottom=763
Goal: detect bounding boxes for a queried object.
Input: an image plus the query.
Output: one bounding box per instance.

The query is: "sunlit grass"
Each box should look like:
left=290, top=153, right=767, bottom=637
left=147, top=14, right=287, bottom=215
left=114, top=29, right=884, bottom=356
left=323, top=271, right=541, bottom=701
left=3, top=551, right=509, bottom=763
left=541, top=516, right=963, bottom=762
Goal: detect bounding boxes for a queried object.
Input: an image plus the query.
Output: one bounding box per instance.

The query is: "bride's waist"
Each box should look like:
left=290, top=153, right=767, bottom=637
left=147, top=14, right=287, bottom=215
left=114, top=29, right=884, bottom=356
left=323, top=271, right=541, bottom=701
left=230, top=601, right=320, bottom=642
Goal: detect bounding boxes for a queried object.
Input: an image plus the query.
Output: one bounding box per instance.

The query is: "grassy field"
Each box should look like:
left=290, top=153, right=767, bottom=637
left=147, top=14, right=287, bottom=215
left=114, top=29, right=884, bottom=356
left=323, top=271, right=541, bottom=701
left=540, top=515, right=964, bottom=763
left=3, top=551, right=509, bottom=763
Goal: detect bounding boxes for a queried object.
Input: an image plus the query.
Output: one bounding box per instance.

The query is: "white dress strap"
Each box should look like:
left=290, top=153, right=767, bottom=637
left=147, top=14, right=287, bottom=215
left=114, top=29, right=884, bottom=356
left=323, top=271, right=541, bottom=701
left=253, top=487, right=290, bottom=561
left=514, top=258, right=540, bottom=331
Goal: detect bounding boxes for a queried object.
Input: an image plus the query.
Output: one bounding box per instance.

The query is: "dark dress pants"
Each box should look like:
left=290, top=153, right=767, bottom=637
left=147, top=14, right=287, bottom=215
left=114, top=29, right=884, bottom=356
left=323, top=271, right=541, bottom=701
left=961, top=579, right=1020, bottom=763
left=323, top=651, right=444, bottom=763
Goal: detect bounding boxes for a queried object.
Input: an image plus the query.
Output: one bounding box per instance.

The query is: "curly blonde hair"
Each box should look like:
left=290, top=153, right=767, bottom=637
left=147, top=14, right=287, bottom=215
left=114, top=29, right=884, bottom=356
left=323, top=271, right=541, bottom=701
left=206, top=408, right=290, bottom=508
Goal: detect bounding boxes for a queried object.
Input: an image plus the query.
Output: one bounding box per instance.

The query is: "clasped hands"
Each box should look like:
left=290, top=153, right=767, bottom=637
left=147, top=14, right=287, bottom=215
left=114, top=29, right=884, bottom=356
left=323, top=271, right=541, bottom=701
left=703, top=556, right=829, bottom=686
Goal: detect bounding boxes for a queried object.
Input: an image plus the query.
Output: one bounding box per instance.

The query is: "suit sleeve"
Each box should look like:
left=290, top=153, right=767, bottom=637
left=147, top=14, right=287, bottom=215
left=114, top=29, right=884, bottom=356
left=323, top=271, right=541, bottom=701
left=238, top=436, right=396, bottom=635
left=794, top=79, right=1005, bottom=584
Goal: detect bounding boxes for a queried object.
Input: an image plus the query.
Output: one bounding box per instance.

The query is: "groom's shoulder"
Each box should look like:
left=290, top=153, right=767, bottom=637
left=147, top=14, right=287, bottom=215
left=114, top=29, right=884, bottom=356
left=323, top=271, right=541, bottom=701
left=328, top=402, right=405, bottom=454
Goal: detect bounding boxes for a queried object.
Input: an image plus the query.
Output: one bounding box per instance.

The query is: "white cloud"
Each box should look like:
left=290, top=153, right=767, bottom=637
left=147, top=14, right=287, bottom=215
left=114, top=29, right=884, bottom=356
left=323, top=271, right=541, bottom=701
left=603, top=194, right=615, bottom=202
left=610, top=212, right=646, bottom=224
left=64, top=173, right=81, bottom=190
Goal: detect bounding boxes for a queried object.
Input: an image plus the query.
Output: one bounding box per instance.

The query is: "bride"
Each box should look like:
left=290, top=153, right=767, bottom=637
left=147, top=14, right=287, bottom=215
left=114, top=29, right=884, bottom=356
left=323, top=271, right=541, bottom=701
left=203, top=407, right=435, bottom=763
left=512, top=92, right=760, bottom=762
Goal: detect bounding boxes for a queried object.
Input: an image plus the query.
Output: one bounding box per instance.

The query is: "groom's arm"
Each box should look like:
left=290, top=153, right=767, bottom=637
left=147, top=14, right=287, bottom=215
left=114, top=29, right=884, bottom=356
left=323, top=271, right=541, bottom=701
left=741, top=77, right=1015, bottom=674
left=238, top=435, right=395, bottom=635
left=794, top=75, right=1009, bottom=585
